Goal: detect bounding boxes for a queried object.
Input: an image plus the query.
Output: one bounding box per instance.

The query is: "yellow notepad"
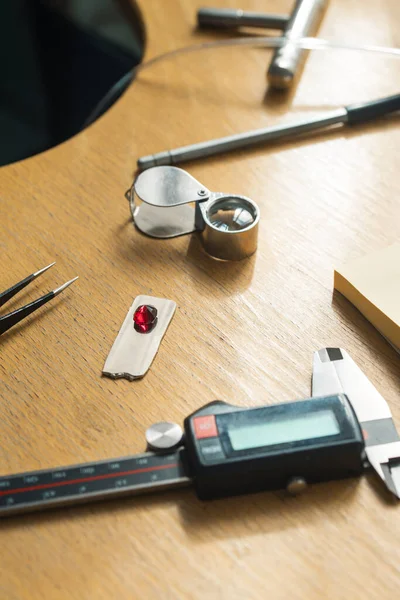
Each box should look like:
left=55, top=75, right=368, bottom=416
left=334, top=243, right=400, bottom=351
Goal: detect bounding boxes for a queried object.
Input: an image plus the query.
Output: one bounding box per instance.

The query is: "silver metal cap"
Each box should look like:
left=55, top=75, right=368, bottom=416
left=145, top=422, right=184, bottom=451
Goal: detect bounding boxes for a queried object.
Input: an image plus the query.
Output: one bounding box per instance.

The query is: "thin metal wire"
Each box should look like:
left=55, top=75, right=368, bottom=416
left=134, top=35, right=400, bottom=75
left=85, top=36, right=400, bottom=129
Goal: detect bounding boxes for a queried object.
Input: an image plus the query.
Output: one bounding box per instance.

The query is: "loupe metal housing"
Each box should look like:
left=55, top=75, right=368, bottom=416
left=127, top=166, right=259, bottom=261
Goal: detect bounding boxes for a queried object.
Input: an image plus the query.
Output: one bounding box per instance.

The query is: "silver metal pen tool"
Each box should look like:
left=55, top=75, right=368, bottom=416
left=312, top=348, right=400, bottom=499
left=137, top=93, right=400, bottom=170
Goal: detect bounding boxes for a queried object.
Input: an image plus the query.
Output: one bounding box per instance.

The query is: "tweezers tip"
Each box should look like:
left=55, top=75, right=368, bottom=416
left=34, top=262, right=56, bottom=278
left=53, top=276, right=79, bottom=296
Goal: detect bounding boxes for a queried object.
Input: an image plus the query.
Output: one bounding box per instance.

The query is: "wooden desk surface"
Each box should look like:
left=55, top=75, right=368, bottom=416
left=1, top=1, right=399, bottom=598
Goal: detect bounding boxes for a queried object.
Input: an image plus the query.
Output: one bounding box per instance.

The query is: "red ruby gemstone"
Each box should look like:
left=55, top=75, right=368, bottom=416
left=133, top=305, right=158, bottom=333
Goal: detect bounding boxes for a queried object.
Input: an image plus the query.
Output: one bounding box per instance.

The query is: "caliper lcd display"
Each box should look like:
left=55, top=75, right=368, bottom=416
left=228, top=409, right=340, bottom=451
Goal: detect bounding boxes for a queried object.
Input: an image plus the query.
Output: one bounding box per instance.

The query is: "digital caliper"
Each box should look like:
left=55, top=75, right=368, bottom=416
left=0, top=348, right=399, bottom=517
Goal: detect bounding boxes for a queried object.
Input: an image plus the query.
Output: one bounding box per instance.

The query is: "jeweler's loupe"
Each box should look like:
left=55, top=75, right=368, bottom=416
left=126, top=166, right=259, bottom=261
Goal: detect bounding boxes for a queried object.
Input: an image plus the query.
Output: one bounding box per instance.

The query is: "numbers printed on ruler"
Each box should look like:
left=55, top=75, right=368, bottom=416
left=43, top=491, right=56, bottom=500
left=115, top=479, right=128, bottom=487
left=80, top=467, right=95, bottom=475
left=24, top=475, right=39, bottom=484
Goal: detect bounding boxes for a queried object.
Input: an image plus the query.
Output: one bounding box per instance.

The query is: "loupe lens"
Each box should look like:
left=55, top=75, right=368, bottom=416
left=206, top=197, right=257, bottom=232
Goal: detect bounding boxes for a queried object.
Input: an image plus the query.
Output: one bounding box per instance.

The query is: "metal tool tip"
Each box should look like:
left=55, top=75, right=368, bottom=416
left=137, top=155, right=155, bottom=170
left=53, top=276, right=79, bottom=296
left=34, top=262, right=56, bottom=278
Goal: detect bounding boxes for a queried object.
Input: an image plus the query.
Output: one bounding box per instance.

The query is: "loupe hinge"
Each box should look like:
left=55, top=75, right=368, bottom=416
left=194, top=202, right=207, bottom=232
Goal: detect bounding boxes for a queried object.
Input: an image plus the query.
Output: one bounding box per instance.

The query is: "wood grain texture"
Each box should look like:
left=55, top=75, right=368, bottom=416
left=0, top=0, right=399, bottom=598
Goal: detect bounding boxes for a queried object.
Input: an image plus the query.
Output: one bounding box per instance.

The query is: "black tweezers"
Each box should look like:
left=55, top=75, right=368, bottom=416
left=0, top=263, right=78, bottom=335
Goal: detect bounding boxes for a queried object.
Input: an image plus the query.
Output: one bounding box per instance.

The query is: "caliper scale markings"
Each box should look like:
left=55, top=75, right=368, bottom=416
left=0, top=450, right=190, bottom=516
